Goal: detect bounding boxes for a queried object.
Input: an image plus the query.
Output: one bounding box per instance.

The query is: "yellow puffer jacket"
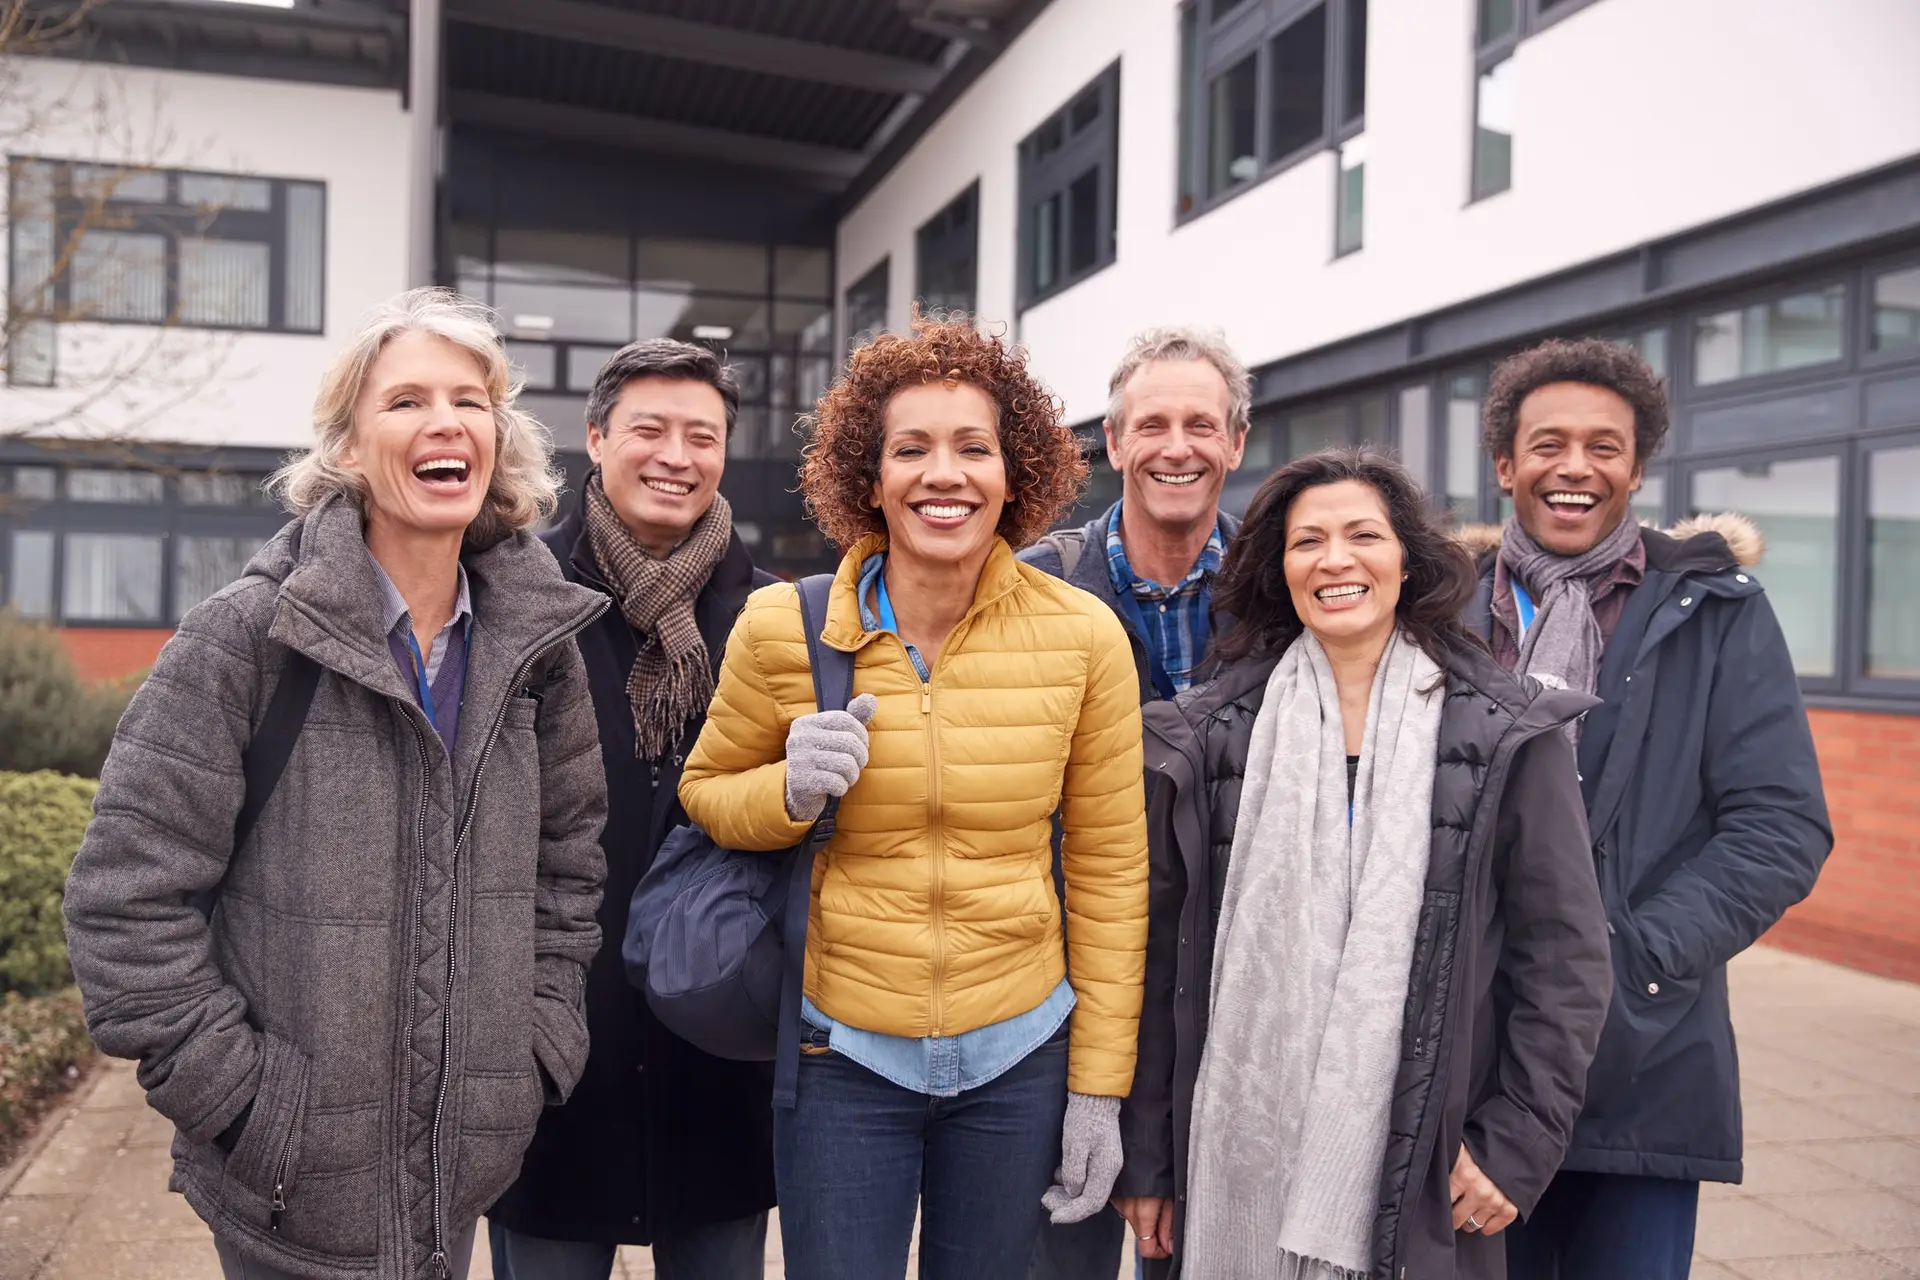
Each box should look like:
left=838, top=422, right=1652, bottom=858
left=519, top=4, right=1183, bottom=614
left=679, top=534, right=1148, bottom=1097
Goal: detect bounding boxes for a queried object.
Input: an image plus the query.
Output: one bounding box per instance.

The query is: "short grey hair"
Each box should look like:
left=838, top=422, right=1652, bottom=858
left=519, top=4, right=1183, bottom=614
left=1105, top=326, right=1253, bottom=438
left=585, top=338, right=740, bottom=436
left=271, top=287, right=560, bottom=545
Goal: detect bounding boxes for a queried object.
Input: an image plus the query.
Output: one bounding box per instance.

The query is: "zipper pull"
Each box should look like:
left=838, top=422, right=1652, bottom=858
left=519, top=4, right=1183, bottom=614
left=269, top=1180, right=286, bottom=1232
left=921, top=683, right=931, bottom=715
left=430, top=1250, right=451, bottom=1279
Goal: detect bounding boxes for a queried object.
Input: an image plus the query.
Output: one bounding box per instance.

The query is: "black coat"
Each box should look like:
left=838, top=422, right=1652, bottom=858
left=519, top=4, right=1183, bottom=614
left=1466, top=521, right=1832, bottom=1183
left=1117, top=638, right=1613, bottom=1280
left=487, top=495, right=779, bottom=1245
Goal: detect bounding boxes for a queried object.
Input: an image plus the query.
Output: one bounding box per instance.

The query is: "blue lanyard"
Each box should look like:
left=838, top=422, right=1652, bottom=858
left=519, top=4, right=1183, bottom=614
left=404, top=623, right=469, bottom=725
left=1513, top=579, right=1537, bottom=640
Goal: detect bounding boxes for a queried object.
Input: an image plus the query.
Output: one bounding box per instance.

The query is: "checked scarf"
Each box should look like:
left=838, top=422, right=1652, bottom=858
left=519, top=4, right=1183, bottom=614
left=585, top=470, right=733, bottom=760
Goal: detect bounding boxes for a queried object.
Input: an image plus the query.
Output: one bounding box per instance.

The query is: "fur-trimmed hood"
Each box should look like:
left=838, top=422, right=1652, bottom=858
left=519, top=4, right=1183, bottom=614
left=1455, top=512, right=1764, bottom=568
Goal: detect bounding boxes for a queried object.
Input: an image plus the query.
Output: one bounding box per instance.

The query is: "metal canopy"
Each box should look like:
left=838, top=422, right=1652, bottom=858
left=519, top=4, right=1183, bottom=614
left=443, top=0, right=1034, bottom=200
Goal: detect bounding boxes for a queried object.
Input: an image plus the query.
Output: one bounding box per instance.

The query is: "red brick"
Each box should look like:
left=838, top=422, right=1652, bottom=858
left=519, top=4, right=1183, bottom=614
left=58, top=627, right=172, bottom=683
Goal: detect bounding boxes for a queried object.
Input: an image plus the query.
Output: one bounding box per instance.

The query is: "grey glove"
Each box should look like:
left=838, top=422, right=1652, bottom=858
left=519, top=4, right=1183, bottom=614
left=1041, top=1092, right=1124, bottom=1223
left=783, top=693, right=878, bottom=821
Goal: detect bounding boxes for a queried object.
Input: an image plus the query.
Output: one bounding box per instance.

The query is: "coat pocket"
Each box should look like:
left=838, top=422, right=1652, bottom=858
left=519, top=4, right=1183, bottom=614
left=446, top=1065, right=546, bottom=1227
left=222, top=1030, right=313, bottom=1214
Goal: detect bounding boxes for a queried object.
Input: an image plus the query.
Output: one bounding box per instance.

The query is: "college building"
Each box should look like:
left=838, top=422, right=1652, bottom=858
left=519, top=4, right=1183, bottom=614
left=2, top=0, right=1917, bottom=978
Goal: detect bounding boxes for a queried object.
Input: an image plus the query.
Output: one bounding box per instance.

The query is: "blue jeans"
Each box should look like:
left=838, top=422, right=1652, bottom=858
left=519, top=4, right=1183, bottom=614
left=487, top=1214, right=768, bottom=1280
left=1505, top=1171, right=1700, bottom=1280
left=1029, top=1209, right=1129, bottom=1280
left=774, top=1027, right=1070, bottom=1280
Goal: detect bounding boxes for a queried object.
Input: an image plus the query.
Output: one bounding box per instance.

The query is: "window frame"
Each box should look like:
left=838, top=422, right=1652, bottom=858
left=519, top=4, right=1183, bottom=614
left=1852, top=429, right=1920, bottom=697
left=1678, top=440, right=1849, bottom=696
left=1860, top=249, right=1920, bottom=370
left=914, top=180, right=981, bottom=317
left=8, top=155, right=327, bottom=339
left=1684, top=277, right=1853, bottom=398
left=843, top=256, right=891, bottom=362
left=1176, top=0, right=1368, bottom=226
left=1018, top=62, right=1121, bottom=312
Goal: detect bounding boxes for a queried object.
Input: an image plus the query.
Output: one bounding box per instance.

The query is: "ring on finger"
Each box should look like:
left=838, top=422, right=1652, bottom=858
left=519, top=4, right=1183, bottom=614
left=1465, top=1215, right=1481, bottom=1232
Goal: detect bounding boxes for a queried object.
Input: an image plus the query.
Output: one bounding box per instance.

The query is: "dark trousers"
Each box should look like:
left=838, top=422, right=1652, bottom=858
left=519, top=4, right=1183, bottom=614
left=487, top=1214, right=768, bottom=1280
left=1030, top=1210, right=1130, bottom=1280
left=773, top=1032, right=1070, bottom=1280
left=1505, top=1170, right=1700, bottom=1280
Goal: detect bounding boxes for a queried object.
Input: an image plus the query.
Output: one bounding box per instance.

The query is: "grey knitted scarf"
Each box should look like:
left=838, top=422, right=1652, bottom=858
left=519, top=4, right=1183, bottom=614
left=1498, top=510, right=1642, bottom=708
left=585, top=471, right=732, bottom=760
left=1184, top=630, right=1443, bottom=1280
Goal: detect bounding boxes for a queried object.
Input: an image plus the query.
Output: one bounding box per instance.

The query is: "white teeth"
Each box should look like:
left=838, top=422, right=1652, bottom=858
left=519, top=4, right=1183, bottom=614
left=413, top=459, right=467, bottom=479
left=1545, top=492, right=1597, bottom=506
left=1316, top=584, right=1368, bottom=600
left=1151, top=472, right=1201, bottom=485
left=915, top=503, right=972, bottom=520
left=643, top=478, right=693, bottom=495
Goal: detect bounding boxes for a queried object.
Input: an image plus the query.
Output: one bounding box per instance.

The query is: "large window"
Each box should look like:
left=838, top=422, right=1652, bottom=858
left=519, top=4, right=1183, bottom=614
left=457, top=229, right=834, bottom=460
left=1178, top=0, right=1368, bottom=231
left=1866, top=440, right=1920, bottom=681
left=1, top=461, right=283, bottom=625
left=1870, top=263, right=1920, bottom=357
left=1693, top=284, right=1846, bottom=386
left=1019, top=63, right=1120, bottom=309
left=916, top=183, right=979, bottom=317
left=6, top=158, right=325, bottom=385
left=1689, top=454, right=1840, bottom=679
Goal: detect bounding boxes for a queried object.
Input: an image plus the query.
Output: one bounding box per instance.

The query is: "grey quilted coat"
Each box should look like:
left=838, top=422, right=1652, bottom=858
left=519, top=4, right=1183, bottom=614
left=63, top=495, right=610, bottom=1280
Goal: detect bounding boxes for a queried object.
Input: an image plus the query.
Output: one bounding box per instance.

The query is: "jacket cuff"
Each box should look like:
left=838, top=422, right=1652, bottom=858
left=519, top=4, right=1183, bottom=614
left=1464, top=1095, right=1561, bottom=1219
left=530, top=957, right=590, bottom=1104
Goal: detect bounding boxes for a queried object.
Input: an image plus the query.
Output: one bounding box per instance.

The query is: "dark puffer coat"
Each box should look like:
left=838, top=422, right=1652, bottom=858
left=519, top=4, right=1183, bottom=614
left=1116, top=637, right=1612, bottom=1280
left=487, top=489, right=780, bottom=1244
left=1464, top=515, right=1832, bottom=1184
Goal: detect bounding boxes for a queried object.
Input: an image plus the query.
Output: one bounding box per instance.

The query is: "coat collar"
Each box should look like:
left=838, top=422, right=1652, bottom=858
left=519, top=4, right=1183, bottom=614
left=257, top=493, right=606, bottom=708
left=819, top=532, right=1024, bottom=653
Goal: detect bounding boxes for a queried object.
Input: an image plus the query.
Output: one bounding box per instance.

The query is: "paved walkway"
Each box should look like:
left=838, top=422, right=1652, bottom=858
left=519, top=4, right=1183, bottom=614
left=2, top=946, right=1915, bottom=1279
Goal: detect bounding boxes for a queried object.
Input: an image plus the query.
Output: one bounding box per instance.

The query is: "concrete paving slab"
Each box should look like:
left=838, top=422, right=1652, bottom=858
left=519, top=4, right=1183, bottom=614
left=1723, top=1254, right=1918, bottom=1279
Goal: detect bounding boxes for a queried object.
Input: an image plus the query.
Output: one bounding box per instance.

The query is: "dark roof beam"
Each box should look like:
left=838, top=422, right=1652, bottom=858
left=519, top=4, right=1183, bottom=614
left=445, top=0, right=945, bottom=96
left=448, top=90, right=866, bottom=188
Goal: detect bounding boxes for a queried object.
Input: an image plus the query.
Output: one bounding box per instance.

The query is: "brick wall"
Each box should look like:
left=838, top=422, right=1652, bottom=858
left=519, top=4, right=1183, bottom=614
left=1763, top=708, right=1920, bottom=984
left=58, top=628, right=172, bottom=683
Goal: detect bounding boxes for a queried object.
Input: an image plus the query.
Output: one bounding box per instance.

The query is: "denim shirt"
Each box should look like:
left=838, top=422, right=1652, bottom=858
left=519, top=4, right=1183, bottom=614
left=796, top=553, right=1076, bottom=1098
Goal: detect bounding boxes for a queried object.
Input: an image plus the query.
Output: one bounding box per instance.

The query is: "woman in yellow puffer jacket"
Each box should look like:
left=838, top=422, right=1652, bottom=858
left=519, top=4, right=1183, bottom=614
left=679, top=315, right=1148, bottom=1279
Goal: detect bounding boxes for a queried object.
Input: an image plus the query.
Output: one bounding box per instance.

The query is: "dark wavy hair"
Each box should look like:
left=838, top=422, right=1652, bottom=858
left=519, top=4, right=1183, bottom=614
left=798, top=313, right=1086, bottom=551
left=1213, top=447, right=1480, bottom=666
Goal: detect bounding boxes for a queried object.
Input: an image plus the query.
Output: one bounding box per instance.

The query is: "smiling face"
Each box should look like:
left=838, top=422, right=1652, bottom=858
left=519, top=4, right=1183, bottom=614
left=869, top=380, right=1008, bottom=574
left=1283, top=479, right=1405, bottom=652
left=1496, top=381, right=1643, bottom=557
left=343, top=330, right=498, bottom=542
left=1105, top=358, right=1245, bottom=534
left=588, top=375, right=727, bottom=556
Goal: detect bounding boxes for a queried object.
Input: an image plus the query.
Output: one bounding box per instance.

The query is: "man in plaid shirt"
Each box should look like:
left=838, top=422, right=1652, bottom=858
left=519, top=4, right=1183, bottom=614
left=1018, top=326, right=1252, bottom=1279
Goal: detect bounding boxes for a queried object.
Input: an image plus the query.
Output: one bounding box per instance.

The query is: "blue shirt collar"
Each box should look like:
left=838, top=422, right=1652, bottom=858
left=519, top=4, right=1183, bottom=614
left=1104, top=501, right=1226, bottom=599
left=367, top=550, right=472, bottom=640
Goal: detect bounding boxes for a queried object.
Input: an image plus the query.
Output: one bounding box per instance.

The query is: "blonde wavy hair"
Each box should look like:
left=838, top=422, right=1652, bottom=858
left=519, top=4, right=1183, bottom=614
left=271, top=287, right=560, bottom=546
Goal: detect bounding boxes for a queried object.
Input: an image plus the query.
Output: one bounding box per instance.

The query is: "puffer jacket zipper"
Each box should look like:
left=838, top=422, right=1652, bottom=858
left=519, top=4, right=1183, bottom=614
left=425, top=611, right=604, bottom=1277
left=396, top=712, right=434, bottom=1259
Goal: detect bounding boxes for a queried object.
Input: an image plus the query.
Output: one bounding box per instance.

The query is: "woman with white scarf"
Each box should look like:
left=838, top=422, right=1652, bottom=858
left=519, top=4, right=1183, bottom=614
left=1112, top=449, right=1611, bottom=1280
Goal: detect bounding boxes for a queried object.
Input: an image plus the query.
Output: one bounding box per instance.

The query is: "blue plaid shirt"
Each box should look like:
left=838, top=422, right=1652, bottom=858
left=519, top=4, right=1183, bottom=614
left=1104, top=503, right=1225, bottom=697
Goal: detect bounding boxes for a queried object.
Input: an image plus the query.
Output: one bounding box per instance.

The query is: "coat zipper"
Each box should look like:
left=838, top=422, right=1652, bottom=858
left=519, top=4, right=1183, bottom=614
left=923, top=674, right=945, bottom=1037
left=268, top=1124, right=296, bottom=1231
left=426, top=640, right=570, bottom=1278
left=396, top=711, right=433, bottom=1263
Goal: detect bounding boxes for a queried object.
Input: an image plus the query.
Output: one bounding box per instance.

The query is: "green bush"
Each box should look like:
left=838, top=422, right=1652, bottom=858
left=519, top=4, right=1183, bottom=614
left=0, top=771, right=98, bottom=997
left=0, top=608, right=141, bottom=778
left=0, top=987, right=96, bottom=1166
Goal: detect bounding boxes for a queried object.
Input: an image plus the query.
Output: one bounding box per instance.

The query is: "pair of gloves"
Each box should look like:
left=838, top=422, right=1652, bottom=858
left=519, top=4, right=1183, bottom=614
left=782, top=703, right=1125, bottom=1223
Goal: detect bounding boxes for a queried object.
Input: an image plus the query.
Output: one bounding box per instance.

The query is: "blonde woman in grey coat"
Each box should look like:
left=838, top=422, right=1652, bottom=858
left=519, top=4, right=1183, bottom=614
left=64, top=288, right=609, bottom=1280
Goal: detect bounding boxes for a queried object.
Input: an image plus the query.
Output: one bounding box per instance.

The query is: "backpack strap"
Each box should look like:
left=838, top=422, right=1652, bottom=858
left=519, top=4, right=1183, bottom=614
left=234, top=651, right=320, bottom=854
left=1045, top=528, right=1087, bottom=578
left=773, top=573, right=854, bottom=1109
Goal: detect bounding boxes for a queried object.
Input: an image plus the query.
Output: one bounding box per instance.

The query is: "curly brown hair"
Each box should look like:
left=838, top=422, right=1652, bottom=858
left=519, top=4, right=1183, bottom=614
left=1482, top=337, right=1671, bottom=466
left=798, top=313, right=1087, bottom=550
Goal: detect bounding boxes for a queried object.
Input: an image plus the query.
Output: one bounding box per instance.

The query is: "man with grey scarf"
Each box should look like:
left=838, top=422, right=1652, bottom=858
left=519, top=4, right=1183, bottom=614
left=1470, top=339, right=1832, bottom=1280
left=490, top=339, right=779, bottom=1280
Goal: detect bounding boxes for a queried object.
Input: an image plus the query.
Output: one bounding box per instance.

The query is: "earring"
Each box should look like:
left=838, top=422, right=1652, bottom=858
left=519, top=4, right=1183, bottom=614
left=1402, top=572, right=1410, bottom=581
